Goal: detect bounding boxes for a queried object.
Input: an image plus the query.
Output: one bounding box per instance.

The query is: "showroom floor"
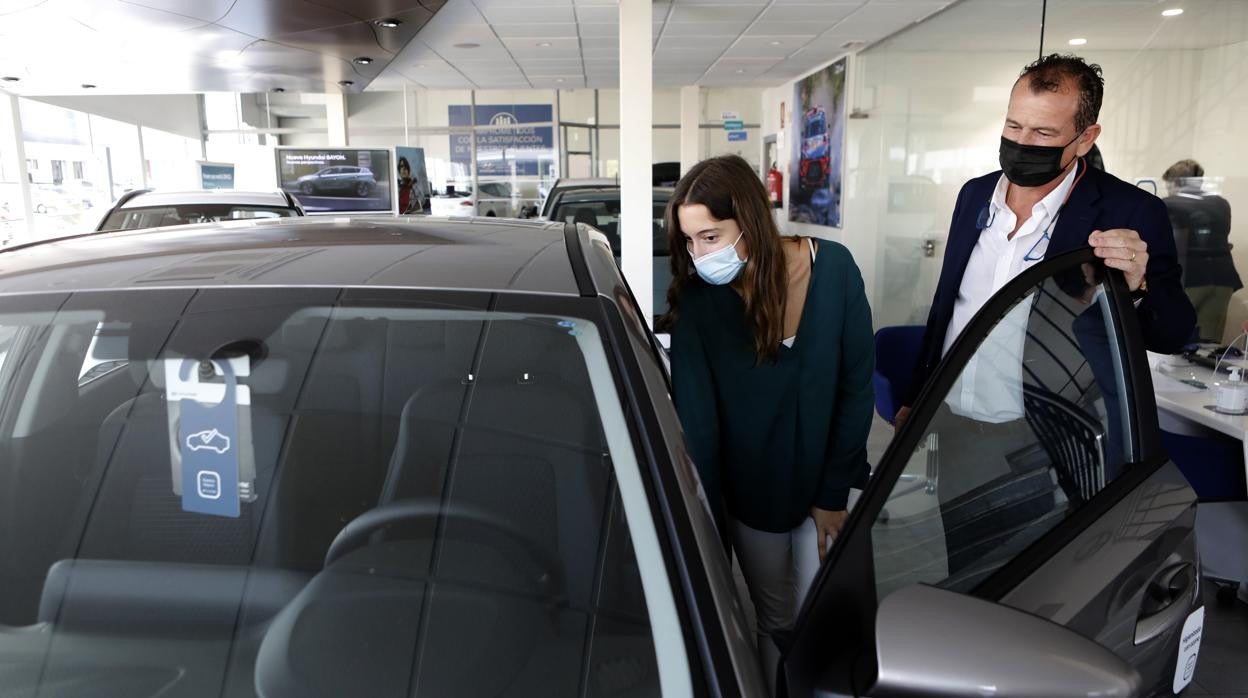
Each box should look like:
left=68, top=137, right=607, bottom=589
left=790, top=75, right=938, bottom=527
left=1189, top=583, right=1248, bottom=697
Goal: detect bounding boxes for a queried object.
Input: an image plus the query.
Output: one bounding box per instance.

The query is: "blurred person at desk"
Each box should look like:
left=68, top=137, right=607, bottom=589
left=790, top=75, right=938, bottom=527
left=1164, top=159, right=1241, bottom=342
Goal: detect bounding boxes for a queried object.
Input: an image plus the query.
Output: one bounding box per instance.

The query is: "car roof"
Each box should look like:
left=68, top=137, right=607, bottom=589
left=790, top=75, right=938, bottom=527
left=117, top=190, right=296, bottom=209
left=552, top=187, right=672, bottom=202
left=0, top=216, right=588, bottom=297
left=552, top=178, right=617, bottom=188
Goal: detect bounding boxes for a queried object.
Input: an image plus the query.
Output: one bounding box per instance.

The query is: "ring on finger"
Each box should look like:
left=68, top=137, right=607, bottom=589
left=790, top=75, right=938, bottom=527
left=1130, top=251, right=1137, bottom=262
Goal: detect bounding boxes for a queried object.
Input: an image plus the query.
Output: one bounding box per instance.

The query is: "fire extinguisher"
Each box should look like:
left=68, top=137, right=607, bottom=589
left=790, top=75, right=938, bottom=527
left=766, top=163, right=784, bottom=209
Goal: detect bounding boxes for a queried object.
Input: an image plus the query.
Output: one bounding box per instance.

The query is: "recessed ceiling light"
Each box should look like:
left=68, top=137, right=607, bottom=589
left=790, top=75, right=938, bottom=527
left=555, top=78, right=565, bottom=83
left=81, top=83, right=96, bottom=89
left=769, top=40, right=783, bottom=46
left=453, top=43, right=480, bottom=49
left=339, top=80, right=355, bottom=87
left=537, top=41, right=552, bottom=47
left=376, top=18, right=402, bottom=28
left=1162, top=7, right=1184, bottom=16
left=1068, top=37, right=1087, bottom=46
left=735, top=69, right=746, bottom=74
left=1, top=76, right=19, bottom=82
left=353, top=56, right=374, bottom=65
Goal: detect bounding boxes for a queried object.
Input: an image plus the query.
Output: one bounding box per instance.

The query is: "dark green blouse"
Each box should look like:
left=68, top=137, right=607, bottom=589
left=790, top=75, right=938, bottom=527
left=670, top=239, right=875, bottom=533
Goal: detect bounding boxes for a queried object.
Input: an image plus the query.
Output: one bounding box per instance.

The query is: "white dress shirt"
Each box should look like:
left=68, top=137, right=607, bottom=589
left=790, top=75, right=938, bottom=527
left=943, top=165, right=1080, bottom=422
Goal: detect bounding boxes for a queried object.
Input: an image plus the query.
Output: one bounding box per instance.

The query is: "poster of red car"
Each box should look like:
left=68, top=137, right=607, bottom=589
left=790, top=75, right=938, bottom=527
left=789, top=58, right=847, bottom=228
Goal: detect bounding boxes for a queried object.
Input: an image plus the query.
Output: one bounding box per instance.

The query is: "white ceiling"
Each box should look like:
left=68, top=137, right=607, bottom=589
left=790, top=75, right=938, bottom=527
left=0, top=0, right=957, bottom=96
left=876, top=0, right=1248, bottom=52
left=370, top=0, right=957, bottom=91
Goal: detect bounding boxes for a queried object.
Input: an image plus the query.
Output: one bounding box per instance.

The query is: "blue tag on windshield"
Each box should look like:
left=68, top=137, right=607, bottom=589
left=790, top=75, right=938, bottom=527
left=178, top=359, right=241, bottom=518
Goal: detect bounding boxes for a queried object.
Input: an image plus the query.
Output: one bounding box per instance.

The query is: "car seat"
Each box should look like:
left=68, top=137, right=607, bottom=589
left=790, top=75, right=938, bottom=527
left=381, top=319, right=611, bottom=607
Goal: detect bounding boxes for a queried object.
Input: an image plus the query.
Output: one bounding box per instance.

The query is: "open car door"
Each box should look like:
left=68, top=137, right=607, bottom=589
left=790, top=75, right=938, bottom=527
left=782, top=249, right=1201, bottom=697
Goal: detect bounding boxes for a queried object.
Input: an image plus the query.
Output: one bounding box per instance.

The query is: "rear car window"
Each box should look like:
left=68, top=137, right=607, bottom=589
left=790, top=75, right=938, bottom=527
left=551, top=193, right=671, bottom=258
left=99, top=204, right=299, bottom=231
left=0, top=288, right=661, bottom=696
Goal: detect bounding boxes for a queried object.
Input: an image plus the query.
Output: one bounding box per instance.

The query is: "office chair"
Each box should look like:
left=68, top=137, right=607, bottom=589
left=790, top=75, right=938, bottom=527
left=873, top=325, right=925, bottom=425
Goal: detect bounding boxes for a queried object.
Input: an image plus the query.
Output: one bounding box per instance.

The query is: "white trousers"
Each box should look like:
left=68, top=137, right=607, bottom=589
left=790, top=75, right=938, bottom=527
left=729, top=490, right=860, bottom=696
left=728, top=516, right=822, bottom=696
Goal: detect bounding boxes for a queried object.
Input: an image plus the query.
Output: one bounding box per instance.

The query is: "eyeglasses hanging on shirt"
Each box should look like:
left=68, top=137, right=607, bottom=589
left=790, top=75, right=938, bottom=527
left=976, top=158, right=1090, bottom=262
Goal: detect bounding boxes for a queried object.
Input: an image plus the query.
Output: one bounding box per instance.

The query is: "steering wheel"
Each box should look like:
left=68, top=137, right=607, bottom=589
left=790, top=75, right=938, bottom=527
left=324, top=499, right=566, bottom=603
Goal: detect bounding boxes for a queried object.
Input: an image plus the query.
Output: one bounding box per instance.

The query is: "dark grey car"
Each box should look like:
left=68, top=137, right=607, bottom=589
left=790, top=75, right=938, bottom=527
left=295, top=165, right=376, bottom=197
left=0, top=217, right=1200, bottom=697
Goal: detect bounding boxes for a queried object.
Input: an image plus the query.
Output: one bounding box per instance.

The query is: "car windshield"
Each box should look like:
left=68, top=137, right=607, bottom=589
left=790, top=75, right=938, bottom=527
left=99, top=204, right=298, bottom=231
left=0, top=287, right=660, bottom=697
left=550, top=192, right=670, bottom=257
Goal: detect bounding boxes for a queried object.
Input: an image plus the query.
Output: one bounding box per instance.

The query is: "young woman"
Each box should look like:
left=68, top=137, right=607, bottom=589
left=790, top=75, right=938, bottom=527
left=662, top=154, right=874, bottom=690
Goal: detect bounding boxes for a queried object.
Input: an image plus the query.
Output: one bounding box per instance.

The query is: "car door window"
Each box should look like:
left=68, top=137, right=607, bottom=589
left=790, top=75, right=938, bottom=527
left=871, top=260, right=1136, bottom=599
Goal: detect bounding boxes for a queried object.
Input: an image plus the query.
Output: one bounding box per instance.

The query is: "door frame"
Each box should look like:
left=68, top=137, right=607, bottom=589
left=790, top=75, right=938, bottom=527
left=782, top=248, right=1168, bottom=696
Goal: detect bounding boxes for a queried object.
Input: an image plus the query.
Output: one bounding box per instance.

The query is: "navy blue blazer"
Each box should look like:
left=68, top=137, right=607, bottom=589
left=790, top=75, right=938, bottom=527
left=906, top=163, right=1196, bottom=406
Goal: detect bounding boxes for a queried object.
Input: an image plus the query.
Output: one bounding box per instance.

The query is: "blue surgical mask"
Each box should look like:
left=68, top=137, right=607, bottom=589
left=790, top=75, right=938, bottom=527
left=693, top=234, right=746, bottom=285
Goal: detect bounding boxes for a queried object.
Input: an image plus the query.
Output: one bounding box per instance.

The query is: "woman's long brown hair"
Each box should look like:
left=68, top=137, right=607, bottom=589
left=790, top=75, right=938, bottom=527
left=658, top=154, right=788, bottom=363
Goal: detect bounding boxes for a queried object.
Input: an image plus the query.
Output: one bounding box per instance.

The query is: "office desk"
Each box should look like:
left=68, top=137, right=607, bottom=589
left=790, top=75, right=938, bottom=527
left=1152, top=359, right=1248, bottom=479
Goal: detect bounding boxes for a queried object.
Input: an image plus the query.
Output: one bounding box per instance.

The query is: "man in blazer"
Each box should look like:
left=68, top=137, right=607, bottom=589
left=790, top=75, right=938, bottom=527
left=898, top=55, right=1196, bottom=423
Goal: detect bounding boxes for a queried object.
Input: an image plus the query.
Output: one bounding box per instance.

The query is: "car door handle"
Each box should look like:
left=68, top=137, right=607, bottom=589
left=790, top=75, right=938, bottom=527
left=1134, top=562, right=1197, bottom=645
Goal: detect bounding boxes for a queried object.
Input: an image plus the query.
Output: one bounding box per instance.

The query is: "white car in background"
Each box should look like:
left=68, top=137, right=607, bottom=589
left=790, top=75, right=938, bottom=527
left=428, top=183, right=519, bottom=218
left=94, top=189, right=305, bottom=232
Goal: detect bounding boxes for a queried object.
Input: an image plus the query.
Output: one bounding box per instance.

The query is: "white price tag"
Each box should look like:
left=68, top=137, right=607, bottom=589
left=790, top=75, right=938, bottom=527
left=164, top=356, right=251, bottom=406
left=1173, top=606, right=1204, bottom=694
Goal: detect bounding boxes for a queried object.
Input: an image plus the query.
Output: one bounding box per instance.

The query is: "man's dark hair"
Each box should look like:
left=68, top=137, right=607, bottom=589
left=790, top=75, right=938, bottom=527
left=1019, top=54, right=1105, bottom=133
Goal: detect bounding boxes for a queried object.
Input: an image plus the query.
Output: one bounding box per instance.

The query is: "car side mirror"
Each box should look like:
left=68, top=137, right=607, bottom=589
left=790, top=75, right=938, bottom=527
left=870, top=585, right=1143, bottom=697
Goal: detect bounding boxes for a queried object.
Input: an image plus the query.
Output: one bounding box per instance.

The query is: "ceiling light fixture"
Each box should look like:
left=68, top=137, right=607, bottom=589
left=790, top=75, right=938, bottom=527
left=555, top=78, right=565, bottom=82
left=769, top=40, right=783, bottom=46
left=1, top=76, right=19, bottom=82
left=537, top=41, right=552, bottom=47
left=376, top=18, right=402, bottom=28
left=1068, top=37, right=1087, bottom=46
left=735, top=69, right=746, bottom=74
left=1162, top=7, right=1184, bottom=16
left=353, top=56, right=374, bottom=65
left=81, top=83, right=96, bottom=89
left=453, top=43, right=480, bottom=49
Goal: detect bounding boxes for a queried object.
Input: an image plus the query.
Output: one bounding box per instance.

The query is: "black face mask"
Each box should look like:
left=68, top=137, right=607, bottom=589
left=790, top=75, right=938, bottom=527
left=999, top=133, right=1082, bottom=187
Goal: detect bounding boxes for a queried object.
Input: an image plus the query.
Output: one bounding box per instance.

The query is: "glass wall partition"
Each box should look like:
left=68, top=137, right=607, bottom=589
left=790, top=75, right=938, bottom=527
left=0, top=95, right=24, bottom=243
left=20, top=100, right=108, bottom=239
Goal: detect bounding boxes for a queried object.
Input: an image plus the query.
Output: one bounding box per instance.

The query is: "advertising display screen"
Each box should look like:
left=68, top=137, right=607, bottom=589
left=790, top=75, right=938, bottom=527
left=197, top=162, right=235, bottom=190
left=276, top=148, right=394, bottom=214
